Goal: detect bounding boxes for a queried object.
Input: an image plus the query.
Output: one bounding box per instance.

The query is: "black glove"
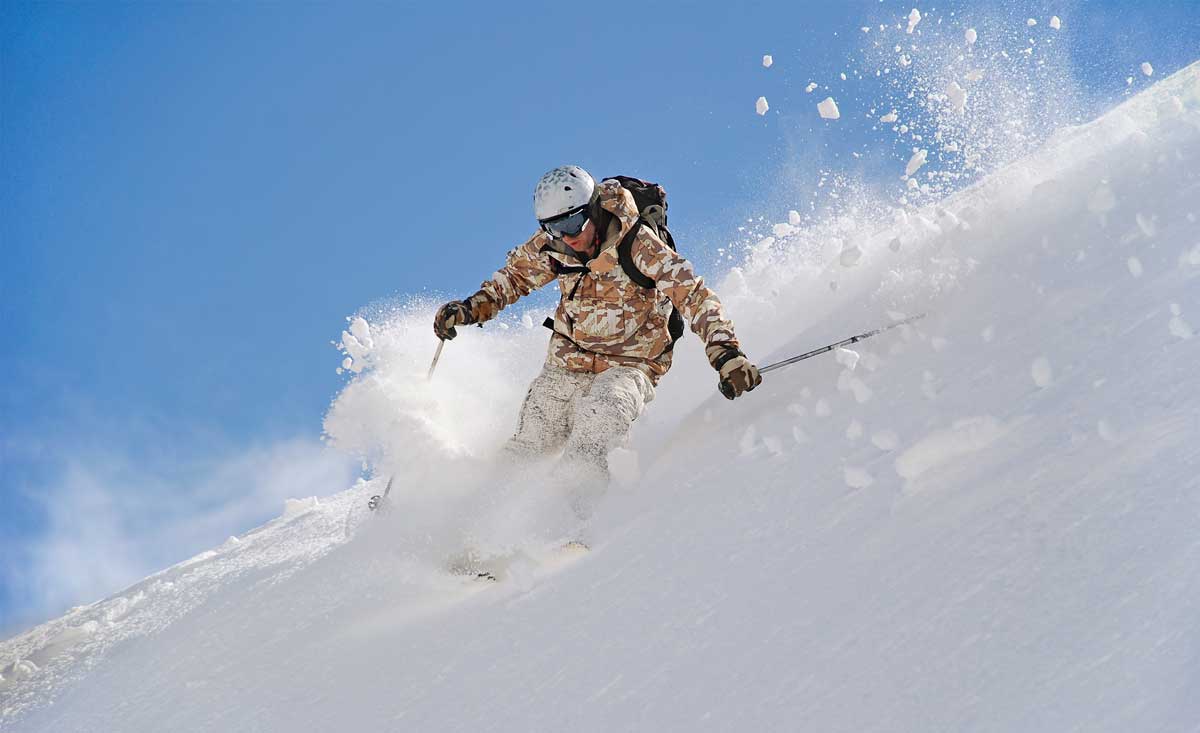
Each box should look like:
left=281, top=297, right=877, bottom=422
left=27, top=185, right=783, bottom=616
left=706, top=343, right=762, bottom=400
left=434, top=300, right=474, bottom=340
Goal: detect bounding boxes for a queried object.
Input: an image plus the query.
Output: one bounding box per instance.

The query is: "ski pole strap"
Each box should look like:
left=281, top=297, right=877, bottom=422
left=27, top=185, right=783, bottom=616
left=759, top=313, right=926, bottom=375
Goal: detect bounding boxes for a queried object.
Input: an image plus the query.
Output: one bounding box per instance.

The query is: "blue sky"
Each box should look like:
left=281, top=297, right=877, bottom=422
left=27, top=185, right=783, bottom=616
left=2, top=0, right=1197, bottom=634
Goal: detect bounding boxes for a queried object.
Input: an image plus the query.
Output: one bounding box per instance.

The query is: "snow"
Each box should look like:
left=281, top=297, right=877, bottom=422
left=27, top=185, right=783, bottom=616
left=879, top=110, right=898, bottom=123
left=965, top=28, right=977, bottom=45
left=945, top=80, right=967, bottom=112
left=817, top=97, right=840, bottom=120
left=1031, top=356, right=1054, bottom=388
left=755, top=96, right=769, bottom=115
left=805, top=82, right=818, bottom=93
left=4, top=35, right=1200, bottom=733
left=762, top=54, right=773, bottom=68
left=1050, top=15, right=1062, bottom=30
left=906, top=8, right=921, bottom=34
left=1027, top=18, right=1037, bottom=27
left=904, top=148, right=928, bottom=176
left=1141, top=62, right=1154, bottom=77
left=1127, top=256, right=1144, bottom=278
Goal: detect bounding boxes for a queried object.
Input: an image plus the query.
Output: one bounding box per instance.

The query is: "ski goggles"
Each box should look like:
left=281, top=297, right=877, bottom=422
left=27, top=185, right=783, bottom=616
left=538, top=205, right=590, bottom=240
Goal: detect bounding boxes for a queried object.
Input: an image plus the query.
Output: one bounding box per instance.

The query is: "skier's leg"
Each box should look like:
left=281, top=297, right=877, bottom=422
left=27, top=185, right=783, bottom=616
left=502, top=365, right=591, bottom=462
left=555, top=366, right=655, bottom=518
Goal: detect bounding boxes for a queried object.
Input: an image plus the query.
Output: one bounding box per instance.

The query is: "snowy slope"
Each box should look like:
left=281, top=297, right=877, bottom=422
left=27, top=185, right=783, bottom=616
left=3, top=58, right=1199, bottom=733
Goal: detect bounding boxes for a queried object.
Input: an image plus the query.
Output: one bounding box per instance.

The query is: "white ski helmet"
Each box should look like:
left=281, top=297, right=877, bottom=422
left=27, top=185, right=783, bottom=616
left=533, top=165, right=595, bottom=221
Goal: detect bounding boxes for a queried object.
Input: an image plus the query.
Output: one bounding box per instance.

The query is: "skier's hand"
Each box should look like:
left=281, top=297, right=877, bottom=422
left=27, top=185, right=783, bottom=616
left=707, top=343, right=761, bottom=400
left=434, top=300, right=474, bottom=340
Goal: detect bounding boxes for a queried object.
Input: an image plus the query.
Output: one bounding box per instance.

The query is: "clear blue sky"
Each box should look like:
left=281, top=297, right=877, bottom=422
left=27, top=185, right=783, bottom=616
left=2, top=0, right=1196, bottom=633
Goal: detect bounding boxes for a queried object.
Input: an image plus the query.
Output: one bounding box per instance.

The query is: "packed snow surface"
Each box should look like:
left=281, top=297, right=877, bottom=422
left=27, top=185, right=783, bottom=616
left=3, top=24, right=1199, bottom=733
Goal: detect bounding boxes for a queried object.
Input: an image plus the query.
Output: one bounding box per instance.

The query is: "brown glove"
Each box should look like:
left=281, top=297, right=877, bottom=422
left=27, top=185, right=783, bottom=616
left=706, top=342, right=762, bottom=400
left=433, top=300, right=474, bottom=340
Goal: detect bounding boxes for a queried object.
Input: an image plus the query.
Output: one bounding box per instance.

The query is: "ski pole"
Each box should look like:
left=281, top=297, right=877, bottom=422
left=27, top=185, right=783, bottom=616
left=427, top=339, right=445, bottom=380
left=759, top=313, right=926, bottom=376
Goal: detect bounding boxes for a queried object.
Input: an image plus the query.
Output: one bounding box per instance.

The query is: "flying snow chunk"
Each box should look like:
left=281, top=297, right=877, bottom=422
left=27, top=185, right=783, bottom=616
left=906, top=8, right=922, bottom=34
left=835, top=347, right=860, bottom=370
left=880, top=111, right=898, bottom=123
left=1141, top=62, right=1154, bottom=77
left=871, top=430, right=900, bottom=451
left=905, top=149, right=929, bottom=177
left=839, top=246, right=863, bottom=267
left=1027, top=18, right=1037, bottom=26
left=1031, top=357, right=1054, bottom=388
left=965, top=69, right=985, bottom=82
left=844, top=466, right=874, bottom=489
left=521, top=313, right=534, bottom=329
left=818, top=97, right=841, bottom=119
left=1050, top=16, right=1062, bottom=30
left=756, top=96, right=769, bottom=115
left=805, top=82, right=818, bottom=93
left=846, top=420, right=864, bottom=440
left=788, top=210, right=802, bottom=226
left=1127, top=256, right=1144, bottom=278
left=895, top=416, right=1005, bottom=480
left=945, top=81, right=967, bottom=112
left=762, top=54, right=773, bottom=68
left=965, top=28, right=977, bottom=45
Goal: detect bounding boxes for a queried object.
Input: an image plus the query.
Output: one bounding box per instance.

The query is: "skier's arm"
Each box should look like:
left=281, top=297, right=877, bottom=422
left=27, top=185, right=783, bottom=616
left=465, top=233, right=559, bottom=323
left=630, top=233, right=739, bottom=352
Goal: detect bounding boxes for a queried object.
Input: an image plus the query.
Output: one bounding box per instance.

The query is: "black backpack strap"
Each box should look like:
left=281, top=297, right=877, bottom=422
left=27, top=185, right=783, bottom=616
left=616, top=220, right=654, bottom=289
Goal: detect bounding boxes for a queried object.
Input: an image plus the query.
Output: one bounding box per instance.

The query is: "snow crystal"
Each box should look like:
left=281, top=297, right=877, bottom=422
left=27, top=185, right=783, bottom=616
left=755, top=96, right=769, bottom=116
left=1141, top=62, right=1154, bottom=77
left=905, top=149, right=929, bottom=177
left=871, top=430, right=900, bottom=451
left=945, top=81, right=967, bottom=112
left=1126, top=256, right=1144, bottom=278
left=805, top=82, right=818, bottom=93
left=1127, top=77, right=1134, bottom=86
left=1027, top=18, right=1037, bottom=27
left=844, top=466, right=874, bottom=489
left=835, top=347, right=860, bottom=370
left=1050, top=15, right=1062, bottom=30
left=906, top=8, right=922, bottom=34
left=1031, top=357, right=1053, bottom=388
left=840, top=72, right=847, bottom=81
left=762, top=54, right=773, bottom=68
left=846, top=420, right=864, bottom=440
left=814, top=398, right=832, bottom=417
left=818, top=97, right=841, bottom=120
left=894, top=416, right=1005, bottom=480
left=965, top=28, right=977, bottom=45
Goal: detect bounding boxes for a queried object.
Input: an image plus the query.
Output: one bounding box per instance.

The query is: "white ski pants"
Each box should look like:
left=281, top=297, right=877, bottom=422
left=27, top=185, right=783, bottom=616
left=504, top=365, right=655, bottom=514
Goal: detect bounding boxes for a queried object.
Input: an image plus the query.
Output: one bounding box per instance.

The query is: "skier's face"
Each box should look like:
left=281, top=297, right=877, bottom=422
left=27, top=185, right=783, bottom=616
left=561, top=219, right=596, bottom=254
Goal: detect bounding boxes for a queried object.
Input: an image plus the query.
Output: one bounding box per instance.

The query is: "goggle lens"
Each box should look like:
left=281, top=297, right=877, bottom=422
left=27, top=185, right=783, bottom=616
left=539, top=207, right=589, bottom=239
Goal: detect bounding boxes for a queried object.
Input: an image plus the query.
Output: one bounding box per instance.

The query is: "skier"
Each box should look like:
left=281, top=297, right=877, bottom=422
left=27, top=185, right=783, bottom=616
left=433, top=166, right=760, bottom=518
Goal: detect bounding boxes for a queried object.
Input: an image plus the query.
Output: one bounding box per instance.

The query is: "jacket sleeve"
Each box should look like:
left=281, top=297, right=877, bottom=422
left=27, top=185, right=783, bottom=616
left=467, top=232, right=559, bottom=323
left=630, top=232, right=740, bottom=355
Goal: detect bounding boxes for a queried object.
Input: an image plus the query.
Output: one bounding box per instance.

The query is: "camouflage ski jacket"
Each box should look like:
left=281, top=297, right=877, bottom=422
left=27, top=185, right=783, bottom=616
left=466, top=179, right=740, bottom=384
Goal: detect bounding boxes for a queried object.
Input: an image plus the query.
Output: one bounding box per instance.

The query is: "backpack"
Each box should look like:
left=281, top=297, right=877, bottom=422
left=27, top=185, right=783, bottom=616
left=605, top=176, right=686, bottom=347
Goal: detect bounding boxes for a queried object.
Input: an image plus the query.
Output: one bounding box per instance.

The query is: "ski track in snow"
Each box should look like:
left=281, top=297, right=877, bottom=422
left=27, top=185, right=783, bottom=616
left=4, top=20, right=1200, bottom=733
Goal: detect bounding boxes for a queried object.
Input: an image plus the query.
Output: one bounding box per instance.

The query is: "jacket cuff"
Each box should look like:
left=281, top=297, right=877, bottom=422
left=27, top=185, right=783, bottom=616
left=465, top=291, right=500, bottom=324
left=705, top=341, right=743, bottom=370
